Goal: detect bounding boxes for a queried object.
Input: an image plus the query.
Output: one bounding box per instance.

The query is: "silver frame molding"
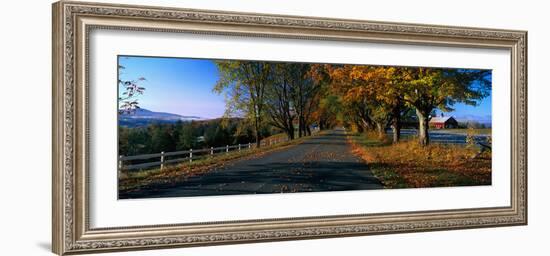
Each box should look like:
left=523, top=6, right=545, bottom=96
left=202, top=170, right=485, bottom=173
left=52, top=1, right=527, bottom=255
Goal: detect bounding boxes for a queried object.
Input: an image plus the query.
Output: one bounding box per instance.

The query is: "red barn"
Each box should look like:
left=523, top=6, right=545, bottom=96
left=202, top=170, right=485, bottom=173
left=429, top=116, right=458, bottom=129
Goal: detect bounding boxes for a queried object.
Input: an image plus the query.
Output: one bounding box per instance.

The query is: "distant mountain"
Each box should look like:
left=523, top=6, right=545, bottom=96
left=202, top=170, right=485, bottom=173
left=454, top=114, right=492, bottom=127
left=119, top=108, right=204, bottom=127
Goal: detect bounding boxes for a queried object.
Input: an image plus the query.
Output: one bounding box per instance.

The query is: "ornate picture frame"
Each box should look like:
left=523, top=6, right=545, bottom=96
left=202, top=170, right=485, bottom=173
left=52, top=1, right=527, bottom=255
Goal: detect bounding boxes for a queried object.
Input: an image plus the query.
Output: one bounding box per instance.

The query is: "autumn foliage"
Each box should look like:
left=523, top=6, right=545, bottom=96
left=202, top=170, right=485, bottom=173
left=324, top=65, right=491, bottom=145
left=349, top=133, right=491, bottom=188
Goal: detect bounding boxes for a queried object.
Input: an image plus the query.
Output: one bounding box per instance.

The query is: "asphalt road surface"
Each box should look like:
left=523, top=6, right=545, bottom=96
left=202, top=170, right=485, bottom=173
left=122, top=128, right=382, bottom=199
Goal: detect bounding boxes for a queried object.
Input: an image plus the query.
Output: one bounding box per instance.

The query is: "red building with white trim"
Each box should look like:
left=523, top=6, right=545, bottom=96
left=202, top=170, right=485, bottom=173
left=429, top=116, right=458, bottom=129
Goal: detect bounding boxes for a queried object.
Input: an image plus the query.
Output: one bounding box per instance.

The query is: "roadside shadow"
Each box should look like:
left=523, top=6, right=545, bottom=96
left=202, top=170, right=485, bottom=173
left=120, top=160, right=384, bottom=199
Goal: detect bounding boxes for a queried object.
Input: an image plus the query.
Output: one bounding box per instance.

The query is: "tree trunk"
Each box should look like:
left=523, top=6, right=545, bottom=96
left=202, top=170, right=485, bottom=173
left=355, top=121, right=364, bottom=133
left=360, top=118, right=372, bottom=132
left=391, top=115, right=401, bottom=143
left=254, top=115, right=261, bottom=148
left=298, top=116, right=305, bottom=138
left=376, top=122, right=386, bottom=139
left=287, top=119, right=295, bottom=140
left=255, top=129, right=261, bottom=147
left=286, top=130, right=294, bottom=140
left=415, top=108, right=430, bottom=146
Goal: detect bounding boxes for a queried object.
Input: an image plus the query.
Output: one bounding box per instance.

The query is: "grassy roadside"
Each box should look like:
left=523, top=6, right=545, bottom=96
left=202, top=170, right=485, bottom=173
left=431, top=128, right=492, bottom=135
left=119, top=134, right=316, bottom=193
left=347, top=132, right=491, bottom=188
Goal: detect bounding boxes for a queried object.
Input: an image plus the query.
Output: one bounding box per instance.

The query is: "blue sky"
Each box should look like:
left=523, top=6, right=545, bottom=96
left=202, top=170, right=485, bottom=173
left=118, top=56, right=491, bottom=121
left=118, top=56, right=225, bottom=118
left=434, top=79, right=492, bottom=123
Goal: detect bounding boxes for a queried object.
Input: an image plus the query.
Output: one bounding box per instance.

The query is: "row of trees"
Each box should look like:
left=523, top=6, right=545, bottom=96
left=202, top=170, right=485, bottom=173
left=118, top=59, right=491, bottom=150
left=325, top=65, right=491, bottom=145
left=214, top=62, right=323, bottom=146
left=214, top=61, right=491, bottom=146
left=118, top=119, right=274, bottom=156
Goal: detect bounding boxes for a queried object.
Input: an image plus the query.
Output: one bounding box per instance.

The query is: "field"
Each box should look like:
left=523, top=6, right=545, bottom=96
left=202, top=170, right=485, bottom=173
left=431, top=128, right=492, bottom=135
left=348, top=132, right=492, bottom=188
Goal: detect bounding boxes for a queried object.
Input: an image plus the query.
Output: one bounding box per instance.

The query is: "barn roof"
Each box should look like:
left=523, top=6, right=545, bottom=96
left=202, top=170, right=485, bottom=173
left=429, top=116, right=455, bottom=123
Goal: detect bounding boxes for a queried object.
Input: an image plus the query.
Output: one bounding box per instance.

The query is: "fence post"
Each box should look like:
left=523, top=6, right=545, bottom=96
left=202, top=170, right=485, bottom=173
left=226, top=145, right=229, bottom=153
left=238, top=143, right=241, bottom=151
left=118, top=155, right=123, bottom=170
left=210, top=147, right=214, bottom=156
left=248, top=142, right=251, bottom=149
left=189, top=148, right=193, bottom=163
left=160, top=151, right=165, bottom=170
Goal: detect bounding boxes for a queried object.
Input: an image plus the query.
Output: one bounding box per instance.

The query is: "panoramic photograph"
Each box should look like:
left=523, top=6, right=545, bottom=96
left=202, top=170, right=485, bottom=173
left=117, top=55, right=492, bottom=199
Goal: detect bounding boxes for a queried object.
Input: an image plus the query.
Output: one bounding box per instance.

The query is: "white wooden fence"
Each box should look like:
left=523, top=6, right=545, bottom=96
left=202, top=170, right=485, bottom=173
left=119, top=137, right=289, bottom=171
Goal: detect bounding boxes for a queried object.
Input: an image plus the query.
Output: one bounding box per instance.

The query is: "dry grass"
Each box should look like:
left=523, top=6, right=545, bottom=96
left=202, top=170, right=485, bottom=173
left=348, top=132, right=491, bottom=188
left=433, top=128, right=492, bottom=135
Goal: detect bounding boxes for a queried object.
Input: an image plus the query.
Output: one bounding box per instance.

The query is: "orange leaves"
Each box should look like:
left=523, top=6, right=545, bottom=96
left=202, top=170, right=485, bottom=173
left=325, top=65, right=407, bottom=121
left=348, top=133, right=492, bottom=188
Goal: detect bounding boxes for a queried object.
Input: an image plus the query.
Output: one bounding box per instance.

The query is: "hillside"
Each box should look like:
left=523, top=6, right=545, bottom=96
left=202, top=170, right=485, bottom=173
left=119, top=108, right=203, bottom=127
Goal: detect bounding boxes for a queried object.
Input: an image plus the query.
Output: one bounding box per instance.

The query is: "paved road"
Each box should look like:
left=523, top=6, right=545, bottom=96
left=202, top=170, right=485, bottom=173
left=121, top=128, right=382, bottom=199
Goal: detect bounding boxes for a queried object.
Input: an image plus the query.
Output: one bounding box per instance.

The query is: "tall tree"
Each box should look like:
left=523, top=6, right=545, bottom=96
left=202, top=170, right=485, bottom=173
left=326, top=65, right=374, bottom=132
left=214, top=61, right=272, bottom=147
left=289, top=63, right=320, bottom=137
left=327, top=65, right=412, bottom=141
left=177, top=123, right=196, bottom=150
left=372, top=67, right=408, bottom=143
left=265, top=63, right=296, bottom=140
left=309, top=64, right=341, bottom=130
left=148, top=124, right=175, bottom=153
left=328, top=65, right=393, bottom=137
left=313, top=94, right=342, bottom=130
left=400, top=68, right=491, bottom=146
